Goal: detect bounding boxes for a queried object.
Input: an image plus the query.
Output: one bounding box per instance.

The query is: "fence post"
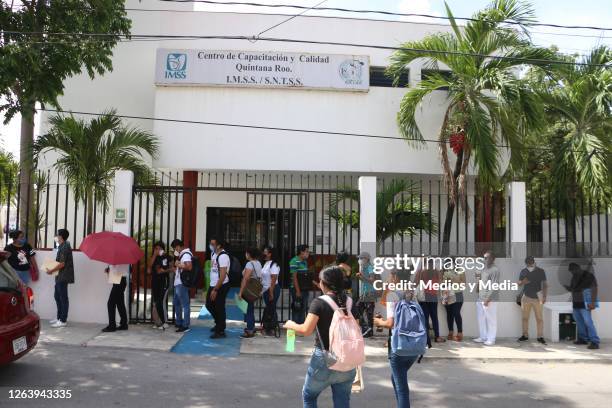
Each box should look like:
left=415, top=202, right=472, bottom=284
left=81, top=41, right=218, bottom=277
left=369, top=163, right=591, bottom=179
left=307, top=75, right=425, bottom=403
left=506, top=181, right=527, bottom=259
left=112, top=171, right=134, bottom=236
left=359, top=176, right=377, bottom=258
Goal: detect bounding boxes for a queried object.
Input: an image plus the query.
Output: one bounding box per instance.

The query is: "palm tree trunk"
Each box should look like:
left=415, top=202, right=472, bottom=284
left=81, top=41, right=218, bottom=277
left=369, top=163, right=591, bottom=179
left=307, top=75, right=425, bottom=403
left=19, top=104, right=36, bottom=242
left=442, top=148, right=465, bottom=254
left=86, top=190, right=94, bottom=235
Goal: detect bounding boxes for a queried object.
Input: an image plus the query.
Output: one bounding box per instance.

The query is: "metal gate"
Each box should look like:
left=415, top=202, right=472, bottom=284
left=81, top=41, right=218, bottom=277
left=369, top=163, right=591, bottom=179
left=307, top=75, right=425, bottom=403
left=128, top=172, right=361, bottom=324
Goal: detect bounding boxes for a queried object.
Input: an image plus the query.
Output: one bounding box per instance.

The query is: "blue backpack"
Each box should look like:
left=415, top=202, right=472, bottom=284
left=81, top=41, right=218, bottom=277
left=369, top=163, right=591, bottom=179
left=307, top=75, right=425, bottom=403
left=391, top=300, right=428, bottom=360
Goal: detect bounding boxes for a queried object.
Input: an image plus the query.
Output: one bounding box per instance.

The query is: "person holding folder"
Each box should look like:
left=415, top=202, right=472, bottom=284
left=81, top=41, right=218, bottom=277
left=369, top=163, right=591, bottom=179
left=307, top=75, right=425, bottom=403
left=102, top=264, right=129, bottom=332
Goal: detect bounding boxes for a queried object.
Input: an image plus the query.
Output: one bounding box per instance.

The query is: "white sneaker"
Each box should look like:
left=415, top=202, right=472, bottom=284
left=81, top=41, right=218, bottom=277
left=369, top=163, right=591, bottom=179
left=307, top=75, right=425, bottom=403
left=51, top=321, right=67, bottom=328
left=473, top=338, right=485, bottom=343
left=484, top=340, right=495, bottom=346
left=161, top=323, right=169, bottom=330
left=49, top=319, right=58, bottom=325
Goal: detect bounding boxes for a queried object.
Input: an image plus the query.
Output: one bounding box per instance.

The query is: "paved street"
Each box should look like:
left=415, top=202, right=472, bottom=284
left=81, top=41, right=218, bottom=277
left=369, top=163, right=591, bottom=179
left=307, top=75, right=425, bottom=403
left=1, top=342, right=611, bottom=408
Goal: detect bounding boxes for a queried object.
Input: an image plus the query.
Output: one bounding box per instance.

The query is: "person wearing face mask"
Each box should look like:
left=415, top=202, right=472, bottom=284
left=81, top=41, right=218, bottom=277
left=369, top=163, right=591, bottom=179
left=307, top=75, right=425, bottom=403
left=517, top=256, right=548, bottom=344
left=148, top=241, right=172, bottom=330
left=4, top=230, right=38, bottom=285
left=356, top=252, right=376, bottom=338
left=44, top=229, right=74, bottom=328
left=171, top=239, right=193, bottom=333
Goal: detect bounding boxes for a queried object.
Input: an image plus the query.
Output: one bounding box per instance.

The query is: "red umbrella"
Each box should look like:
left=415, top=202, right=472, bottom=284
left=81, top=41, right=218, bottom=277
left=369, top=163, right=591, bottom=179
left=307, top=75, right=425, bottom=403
left=80, top=231, right=144, bottom=265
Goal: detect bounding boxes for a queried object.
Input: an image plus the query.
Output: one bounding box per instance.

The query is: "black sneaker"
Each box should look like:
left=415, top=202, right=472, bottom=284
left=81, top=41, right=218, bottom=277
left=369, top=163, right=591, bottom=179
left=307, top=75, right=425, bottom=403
left=101, top=326, right=116, bottom=333
left=587, top=342, right=600, bottom=350
left=518, top=335, right=529, bottom=342
left=537, top=337, right=547, bottom=345
left=210, top=332, right=226, bottom=339
left=117, top=325, right=128, bottom=331
left=176, top=327, right=190, bottom=333
left=210, top=326, right=217, bottom=332
left=573, top=339, right=588, bottom=345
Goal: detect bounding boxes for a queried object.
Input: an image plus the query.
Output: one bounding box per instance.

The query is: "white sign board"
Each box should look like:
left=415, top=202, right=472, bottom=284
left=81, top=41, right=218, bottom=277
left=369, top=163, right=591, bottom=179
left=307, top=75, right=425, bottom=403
left=155, top=49, right=369, bottom=91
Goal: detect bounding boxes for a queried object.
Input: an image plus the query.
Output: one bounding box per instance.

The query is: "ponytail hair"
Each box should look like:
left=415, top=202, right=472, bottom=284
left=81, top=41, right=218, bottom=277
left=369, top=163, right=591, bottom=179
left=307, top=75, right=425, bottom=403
left=319, top=265, right=348, bottom=315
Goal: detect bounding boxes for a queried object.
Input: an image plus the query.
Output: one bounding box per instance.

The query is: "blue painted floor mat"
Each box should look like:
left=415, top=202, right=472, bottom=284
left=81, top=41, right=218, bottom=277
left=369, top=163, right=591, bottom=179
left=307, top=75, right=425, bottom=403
left=198, top=287, right=244, bottom=321
left=170, top=326, right=243, bottom=356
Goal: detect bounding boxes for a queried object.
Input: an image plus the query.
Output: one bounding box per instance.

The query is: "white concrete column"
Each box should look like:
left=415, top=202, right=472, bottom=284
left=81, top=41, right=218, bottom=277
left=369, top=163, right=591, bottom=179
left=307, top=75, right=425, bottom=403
left=359, top=176, right=377, bottom=257
left=112, top=171, right=134, bottom=236
left=506, top=181, right=527, bottom=258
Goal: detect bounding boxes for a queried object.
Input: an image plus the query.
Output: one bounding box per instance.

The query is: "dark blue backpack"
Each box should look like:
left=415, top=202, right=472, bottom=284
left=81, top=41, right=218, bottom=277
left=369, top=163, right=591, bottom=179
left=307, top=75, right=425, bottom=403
left=391, top=300, right=428, bottom=359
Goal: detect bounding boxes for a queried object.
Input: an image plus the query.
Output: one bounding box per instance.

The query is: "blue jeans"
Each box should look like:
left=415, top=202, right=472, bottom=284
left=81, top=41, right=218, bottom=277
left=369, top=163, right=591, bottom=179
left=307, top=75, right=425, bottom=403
left=263, top=284, right=281, bottom=309
left=245, top=300, right=255, bottom=331
left=303, top=348, right=355, bottom=408
left=573, top=308, right=600, bottom=345
left=291, top=288, right=310, bottom=324
left=173, top=284, right=190, bottom=328
left=54, top=281, right=69, bottom=323
left=389, top=353, right=418, bottom=408
left=16, top=269, right=31, bottom=285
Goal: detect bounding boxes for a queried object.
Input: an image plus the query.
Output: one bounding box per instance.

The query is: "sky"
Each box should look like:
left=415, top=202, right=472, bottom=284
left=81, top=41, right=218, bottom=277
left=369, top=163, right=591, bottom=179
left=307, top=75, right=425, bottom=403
left=1, top=0, right=611, bottom=158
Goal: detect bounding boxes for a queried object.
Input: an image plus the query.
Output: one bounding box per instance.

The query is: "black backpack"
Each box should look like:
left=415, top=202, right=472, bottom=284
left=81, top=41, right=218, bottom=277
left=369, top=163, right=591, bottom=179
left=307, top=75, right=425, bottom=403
left=180, top=251, right=203, bottom=288
left=262, top=303, right=280, bottom=337
left=217, top=250, right=243, bottom=286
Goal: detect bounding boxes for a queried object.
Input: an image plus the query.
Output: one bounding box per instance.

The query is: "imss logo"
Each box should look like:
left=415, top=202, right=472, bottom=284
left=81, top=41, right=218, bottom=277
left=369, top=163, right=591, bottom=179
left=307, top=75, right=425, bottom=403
left=165, top=53, right=187, bottom=79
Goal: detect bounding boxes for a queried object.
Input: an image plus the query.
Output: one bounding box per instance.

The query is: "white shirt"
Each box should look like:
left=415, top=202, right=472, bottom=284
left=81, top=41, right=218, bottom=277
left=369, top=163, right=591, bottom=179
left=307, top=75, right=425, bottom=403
left=174, top=249, right=192, bottom=287
left=108, top=264, right=128, bottom=285
left=261, top=260, right=280, bottom=291
left=210, top=251, right=230, bottom=287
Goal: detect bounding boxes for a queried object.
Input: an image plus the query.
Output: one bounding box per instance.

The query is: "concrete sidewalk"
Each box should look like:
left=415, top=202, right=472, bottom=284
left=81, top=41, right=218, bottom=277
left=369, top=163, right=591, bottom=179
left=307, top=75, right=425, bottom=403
left=38, top=320, right=612, bottom=363
left=240, top=333, right=612, bottom=363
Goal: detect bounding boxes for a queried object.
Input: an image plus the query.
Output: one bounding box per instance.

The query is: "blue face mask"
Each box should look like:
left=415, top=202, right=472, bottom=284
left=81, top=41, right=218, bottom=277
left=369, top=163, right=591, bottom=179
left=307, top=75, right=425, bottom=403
left=17, top=238, right=26, bottom=245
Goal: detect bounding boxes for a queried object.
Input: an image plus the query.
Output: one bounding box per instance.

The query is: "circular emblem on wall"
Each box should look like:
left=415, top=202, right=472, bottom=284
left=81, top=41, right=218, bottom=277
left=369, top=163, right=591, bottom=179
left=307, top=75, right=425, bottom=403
left=338, top=59, right=364, bottom=84
left=10, top=296, right=17, bottom=306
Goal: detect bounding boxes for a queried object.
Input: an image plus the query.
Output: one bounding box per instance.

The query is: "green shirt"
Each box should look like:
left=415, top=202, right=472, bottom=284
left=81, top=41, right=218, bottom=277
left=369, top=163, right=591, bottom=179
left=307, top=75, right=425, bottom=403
left=289, top=256, right=308, bottom=289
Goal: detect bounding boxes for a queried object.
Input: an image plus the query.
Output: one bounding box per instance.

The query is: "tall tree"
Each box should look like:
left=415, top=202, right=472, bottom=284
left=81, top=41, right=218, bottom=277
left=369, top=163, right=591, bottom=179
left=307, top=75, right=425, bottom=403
left=33, top=111, right=159, bottom=234
left=525, top=46, right=611, bottom=245
left=387, top=0, right=553, bottom=251
left=0, top=0, right=131, bottom=236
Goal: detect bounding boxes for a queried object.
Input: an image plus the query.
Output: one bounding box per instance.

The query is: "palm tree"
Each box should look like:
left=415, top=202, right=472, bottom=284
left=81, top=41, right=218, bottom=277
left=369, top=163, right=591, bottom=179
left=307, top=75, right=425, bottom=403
left=533, top=46, right=611, bottom=244
left=387, top=0, right=554, bottom=250
left=33, top=110, right=160, bottom=235
left=328, top=179, right=437, bottom=251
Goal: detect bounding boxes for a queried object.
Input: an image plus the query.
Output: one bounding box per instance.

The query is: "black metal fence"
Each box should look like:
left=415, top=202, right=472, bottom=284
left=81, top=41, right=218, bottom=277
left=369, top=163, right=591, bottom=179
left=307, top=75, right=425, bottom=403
left=0, top=170, right=112, bottom=250
left=526, top=182, right=611, bottom=257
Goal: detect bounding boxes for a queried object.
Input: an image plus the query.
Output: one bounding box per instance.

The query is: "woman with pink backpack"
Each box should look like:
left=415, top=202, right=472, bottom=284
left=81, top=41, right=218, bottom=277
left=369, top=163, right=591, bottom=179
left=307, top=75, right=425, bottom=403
left=284, top=265, right=365, bottom=408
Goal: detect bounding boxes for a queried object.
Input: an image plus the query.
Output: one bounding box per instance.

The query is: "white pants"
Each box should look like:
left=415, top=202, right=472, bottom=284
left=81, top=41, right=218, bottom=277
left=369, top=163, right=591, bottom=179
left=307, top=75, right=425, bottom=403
left=476, top=301, right=497, bottom=343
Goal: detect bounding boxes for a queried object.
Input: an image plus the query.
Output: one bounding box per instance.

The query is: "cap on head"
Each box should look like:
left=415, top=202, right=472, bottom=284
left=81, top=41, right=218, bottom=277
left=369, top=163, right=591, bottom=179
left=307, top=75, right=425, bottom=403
left=358, top=251, right=371, bottom=260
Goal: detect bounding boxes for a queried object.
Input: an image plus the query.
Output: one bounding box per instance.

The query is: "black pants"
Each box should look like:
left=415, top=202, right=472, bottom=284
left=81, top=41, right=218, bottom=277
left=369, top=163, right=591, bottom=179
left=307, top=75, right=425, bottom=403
left=358, top=301, right=375, bottom=332
left=107, top=277, right=127, bottom=328
left=152, top=279, right=168, bottom=324
left=206, top=283, right=231, bottom=334
left=419, top=301, right=440, bottom=338
left=445, top=302, right=463, bottom=333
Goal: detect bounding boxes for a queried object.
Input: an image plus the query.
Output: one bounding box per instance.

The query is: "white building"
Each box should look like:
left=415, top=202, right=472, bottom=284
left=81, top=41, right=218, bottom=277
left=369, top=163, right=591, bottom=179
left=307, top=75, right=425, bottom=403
left=30, top=1, right=610, bottom=340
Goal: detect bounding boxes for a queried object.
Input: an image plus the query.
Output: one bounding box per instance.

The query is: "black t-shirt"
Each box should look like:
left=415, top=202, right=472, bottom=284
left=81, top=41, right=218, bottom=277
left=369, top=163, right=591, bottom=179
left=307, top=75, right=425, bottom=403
left=570, top=272, right=597, bottom=309
left=519, top=267, right=547, bottom=299
left=151, top=254, right=172, bottom=286
left=309, top=294, right=349, bottom=350
left=4, top=243, right=35, bottom=271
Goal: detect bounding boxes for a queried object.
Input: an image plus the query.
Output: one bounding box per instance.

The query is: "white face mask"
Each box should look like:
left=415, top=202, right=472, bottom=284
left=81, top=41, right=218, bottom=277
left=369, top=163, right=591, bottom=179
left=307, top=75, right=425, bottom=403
left=358, top=259, right=366, bottom=266
left=159, top=250, right=164, bottom=256
left=209, top=244, right=216, bottom=253
left=527, top=266, right=535, bottom=272
left=174, top=250, right=180, bottom=257
left=54, top=237, right=60, bottom=244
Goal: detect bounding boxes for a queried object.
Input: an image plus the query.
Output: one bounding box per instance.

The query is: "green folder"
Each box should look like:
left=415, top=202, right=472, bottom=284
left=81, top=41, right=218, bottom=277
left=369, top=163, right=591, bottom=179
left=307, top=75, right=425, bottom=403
left=235, top=294, right=248, bottom=314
